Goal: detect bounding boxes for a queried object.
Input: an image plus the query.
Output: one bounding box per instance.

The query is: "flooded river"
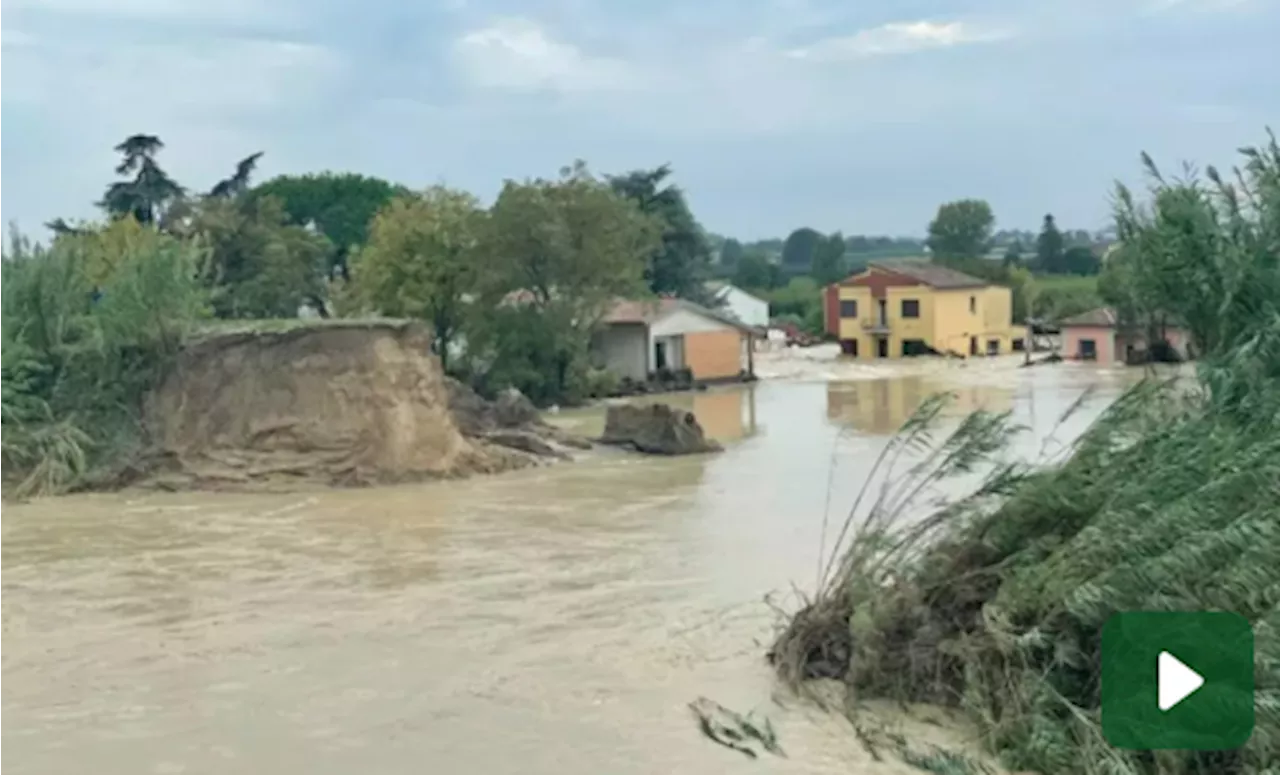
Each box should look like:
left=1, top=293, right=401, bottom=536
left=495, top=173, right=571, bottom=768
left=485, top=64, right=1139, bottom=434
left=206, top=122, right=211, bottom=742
left=3, top=362, right=1147, bottom=774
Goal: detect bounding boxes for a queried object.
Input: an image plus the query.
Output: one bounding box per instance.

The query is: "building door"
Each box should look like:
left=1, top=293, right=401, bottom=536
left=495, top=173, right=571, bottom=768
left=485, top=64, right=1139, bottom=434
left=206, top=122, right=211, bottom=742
left=655, top=340, right=668, bottom=370
left=902, top=339, right=928, bottom=356
left=969, top=336, right=978, bottom=356
left=840, top=339, right=858, bottom=357
left=1079, top=339, right=1097, bottom=360
left=876, top=337, right=889, bottom=358
left=986, top=339, right=1000, bottom=355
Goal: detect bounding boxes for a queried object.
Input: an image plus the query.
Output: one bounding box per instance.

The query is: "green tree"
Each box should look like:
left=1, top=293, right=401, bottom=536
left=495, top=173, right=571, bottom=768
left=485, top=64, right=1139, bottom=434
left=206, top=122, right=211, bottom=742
left=810, top=231, right=848, bottom=285
left=1035, top=214, right=1065, bottom=273
left=846, top=235, right=873, bottom=253
left=926, top=199, right=994, bottom=260
left=1002, top=242, right=1024, bottom=267
left=1006, top=265, right=1037, bottom=322
left=208, top=152, right=265, bottom=199
left=781, top=227, right=822, bottom=268
left=187, top=195, right=332, bottom=319
left=608, top=165, right=713, bottom=301
left=471, top=161, right=660, bottom=401
left=719, top=238, right=745, bottom=269
left=349, top=188, right=483, bottom=371
left=733, top=250, right=781, bottom=290
left=98, top=134, right=185, bottom=226
left=251, top=173, right=409, bottom=277
left=1061, top=245, right=1102, bottom=275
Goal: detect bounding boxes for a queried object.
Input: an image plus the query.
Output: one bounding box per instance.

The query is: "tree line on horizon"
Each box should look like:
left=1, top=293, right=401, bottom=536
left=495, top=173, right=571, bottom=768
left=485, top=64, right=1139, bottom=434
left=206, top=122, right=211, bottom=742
left=711, top=207, right=1107, bottom=294
left=15, top=133, right=1119, bottom=357
left=12, top=135, right=743, bottom=408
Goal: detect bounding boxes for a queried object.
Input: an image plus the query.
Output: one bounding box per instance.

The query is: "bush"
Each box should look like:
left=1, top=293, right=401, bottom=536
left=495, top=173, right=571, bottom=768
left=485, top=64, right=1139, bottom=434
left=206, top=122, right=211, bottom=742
left=461, top=305, right=591, bottom=407
left=1032, top=275, right=1102, bottom=321
left=1, top=226, right=208, bottom=494
left=762, top=277, right=824, bottom=335
left=579, top=366, right=620, bottom=399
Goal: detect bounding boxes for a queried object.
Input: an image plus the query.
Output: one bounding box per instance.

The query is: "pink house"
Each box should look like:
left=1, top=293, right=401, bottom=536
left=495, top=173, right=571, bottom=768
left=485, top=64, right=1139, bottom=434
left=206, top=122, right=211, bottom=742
left=1060, top=307, right=1192, bottom=364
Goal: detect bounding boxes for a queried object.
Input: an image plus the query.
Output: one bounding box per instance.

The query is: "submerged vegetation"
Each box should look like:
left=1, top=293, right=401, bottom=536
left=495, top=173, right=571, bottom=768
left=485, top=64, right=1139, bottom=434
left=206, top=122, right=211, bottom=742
left=772, top=133, right=1280, bottom=774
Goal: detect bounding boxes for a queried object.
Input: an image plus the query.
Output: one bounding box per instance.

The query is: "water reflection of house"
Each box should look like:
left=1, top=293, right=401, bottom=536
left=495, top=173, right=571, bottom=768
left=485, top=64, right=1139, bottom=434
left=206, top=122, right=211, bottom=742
left=642, top=387, right=758, bottom=442
left=692, top=388, right=758, bottom=442
left=826, top=378, right=1015, bottom=435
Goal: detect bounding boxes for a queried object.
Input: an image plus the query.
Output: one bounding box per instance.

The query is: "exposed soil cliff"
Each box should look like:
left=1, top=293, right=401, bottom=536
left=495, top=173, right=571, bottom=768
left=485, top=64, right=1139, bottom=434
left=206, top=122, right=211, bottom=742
left=139, top=320, right=568, bottom=491
left=598, top=403, right=723, bottom=455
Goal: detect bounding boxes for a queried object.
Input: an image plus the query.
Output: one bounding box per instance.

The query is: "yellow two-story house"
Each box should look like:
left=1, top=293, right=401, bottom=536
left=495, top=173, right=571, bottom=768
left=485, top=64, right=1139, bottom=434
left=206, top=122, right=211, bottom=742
left=822, top=260, right=1026, bottom=359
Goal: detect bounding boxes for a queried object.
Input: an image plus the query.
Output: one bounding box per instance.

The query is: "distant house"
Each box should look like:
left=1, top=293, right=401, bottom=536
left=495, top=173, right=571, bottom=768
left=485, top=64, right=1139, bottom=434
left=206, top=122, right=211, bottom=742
left=590, top=298, right=756, bottom=383
left=704, top=281, right=770, bottom=329
left=1059, top=307, right=1191, bottom=363
left=822, top=260, right=1023, bottom=359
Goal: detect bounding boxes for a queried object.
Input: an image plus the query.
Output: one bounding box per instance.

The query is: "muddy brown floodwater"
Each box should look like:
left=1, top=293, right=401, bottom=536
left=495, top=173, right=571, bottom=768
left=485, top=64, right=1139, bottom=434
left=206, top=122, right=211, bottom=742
left=3, top=362, right=1155, bottom=774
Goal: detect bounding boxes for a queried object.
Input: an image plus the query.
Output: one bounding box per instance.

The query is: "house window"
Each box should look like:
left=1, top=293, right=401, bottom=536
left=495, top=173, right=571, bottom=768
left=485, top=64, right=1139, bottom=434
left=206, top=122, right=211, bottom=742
left=1012, top=338, right=1026, bottom=352
left=1079, top=339, right=1098, bottom=360
left=839, top=299, right=857, bottom=318
left=986, top=339, right=1000, bottom=355
left=901, top=299, right=920, bottom=319
left=969, top=296, right=977, bottom=314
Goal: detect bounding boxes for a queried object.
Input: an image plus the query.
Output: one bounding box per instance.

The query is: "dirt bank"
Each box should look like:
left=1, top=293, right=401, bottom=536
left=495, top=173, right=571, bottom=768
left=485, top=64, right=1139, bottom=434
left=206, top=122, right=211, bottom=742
left=139, top=320, right=575, bottom=491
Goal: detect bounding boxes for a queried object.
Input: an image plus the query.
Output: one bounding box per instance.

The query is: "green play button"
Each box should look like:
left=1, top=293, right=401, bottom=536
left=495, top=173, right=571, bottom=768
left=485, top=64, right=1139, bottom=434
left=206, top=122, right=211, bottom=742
left=1102, top=611, right=1255, bottom=750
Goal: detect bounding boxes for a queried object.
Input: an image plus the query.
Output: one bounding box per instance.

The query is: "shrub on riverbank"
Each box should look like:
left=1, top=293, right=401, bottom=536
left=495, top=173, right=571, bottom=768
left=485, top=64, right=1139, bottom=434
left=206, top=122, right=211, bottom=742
left=1, top=226, right=207, bottom=496
left=772, top=134, right=1280, bottom=774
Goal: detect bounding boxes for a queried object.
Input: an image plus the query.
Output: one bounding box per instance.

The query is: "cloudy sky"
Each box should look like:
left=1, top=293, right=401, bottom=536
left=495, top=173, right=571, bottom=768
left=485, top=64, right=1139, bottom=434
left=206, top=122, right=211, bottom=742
left=2, top=0, right=1276, bottom=240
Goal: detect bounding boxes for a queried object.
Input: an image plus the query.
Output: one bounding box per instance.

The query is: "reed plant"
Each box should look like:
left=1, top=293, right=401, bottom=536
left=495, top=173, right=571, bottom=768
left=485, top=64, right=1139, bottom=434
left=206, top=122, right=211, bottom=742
left=772, top=133, right=1280, bottom=774
left=1, top=223, right=207, bottom=496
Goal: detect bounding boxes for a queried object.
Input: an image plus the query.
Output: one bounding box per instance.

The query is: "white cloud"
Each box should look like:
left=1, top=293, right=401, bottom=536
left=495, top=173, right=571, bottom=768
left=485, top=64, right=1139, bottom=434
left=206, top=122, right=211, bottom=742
left=788, top=20, right=1014, bottom=61
left=2, top=29, right=40, bottom=49
left=1147, top=0, right=1255, bottom=11
left=1, top=34, right=345, bottom=228
left=451, top=17, right=642, bottom=93
left=2, top=0, right=292, bottom=24
left=2, top=36, right=342, bottom=115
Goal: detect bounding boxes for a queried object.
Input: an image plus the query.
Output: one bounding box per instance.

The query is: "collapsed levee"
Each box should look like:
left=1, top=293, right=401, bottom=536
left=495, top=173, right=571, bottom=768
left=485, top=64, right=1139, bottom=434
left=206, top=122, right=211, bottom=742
left=139, top=320, right=544, bottom=490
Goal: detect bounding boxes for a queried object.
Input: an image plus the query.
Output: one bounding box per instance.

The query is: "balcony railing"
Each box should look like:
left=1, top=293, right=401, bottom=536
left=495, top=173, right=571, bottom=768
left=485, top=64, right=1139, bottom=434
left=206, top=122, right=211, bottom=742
left=861, top=319, right=891, bottom=334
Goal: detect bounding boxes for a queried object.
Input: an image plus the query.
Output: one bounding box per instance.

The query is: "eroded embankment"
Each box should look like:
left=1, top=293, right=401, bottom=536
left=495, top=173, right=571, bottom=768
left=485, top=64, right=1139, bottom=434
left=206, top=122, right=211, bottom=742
left=139, top=320, right=569, bottom=491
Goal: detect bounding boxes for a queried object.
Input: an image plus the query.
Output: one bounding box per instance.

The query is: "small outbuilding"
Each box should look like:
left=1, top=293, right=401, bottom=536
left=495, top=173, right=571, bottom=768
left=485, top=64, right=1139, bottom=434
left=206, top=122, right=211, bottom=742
left=1060, top=307, right=1192, bottom=363
left=590, top=298, right=756, bottom=383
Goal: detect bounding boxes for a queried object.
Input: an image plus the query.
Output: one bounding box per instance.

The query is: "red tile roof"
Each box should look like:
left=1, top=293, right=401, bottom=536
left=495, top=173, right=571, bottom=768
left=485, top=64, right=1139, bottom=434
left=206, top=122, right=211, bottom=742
left=868, top=260, right=989, bottom=289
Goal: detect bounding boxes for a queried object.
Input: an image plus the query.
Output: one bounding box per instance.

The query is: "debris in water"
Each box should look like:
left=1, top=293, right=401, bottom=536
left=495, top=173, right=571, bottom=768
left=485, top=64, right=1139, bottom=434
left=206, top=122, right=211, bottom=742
left=687, top=696, right=785, bottom=760
left=852, top=718, right=994, bottom=775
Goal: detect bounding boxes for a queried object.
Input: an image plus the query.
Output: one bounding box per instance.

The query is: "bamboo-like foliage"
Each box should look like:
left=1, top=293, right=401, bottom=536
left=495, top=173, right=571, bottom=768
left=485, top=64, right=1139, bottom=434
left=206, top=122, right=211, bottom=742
left=773, top=133, right=1280, bottom=774
left=1, top=224, right=208, bottom=495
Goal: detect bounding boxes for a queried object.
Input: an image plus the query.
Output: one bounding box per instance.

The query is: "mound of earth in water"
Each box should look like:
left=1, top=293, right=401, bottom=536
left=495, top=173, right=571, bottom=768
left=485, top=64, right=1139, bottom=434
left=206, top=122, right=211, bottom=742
left=443, top=377, right=592, bottom=457
left=138, top=320, right=582, bottom=491
left=598, top=403, right=723, bottom=455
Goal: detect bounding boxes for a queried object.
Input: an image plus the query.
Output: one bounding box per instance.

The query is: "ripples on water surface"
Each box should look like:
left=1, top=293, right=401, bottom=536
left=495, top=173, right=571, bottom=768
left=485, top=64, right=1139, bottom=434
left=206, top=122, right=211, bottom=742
left=3, top=363, right=1148, bottom=774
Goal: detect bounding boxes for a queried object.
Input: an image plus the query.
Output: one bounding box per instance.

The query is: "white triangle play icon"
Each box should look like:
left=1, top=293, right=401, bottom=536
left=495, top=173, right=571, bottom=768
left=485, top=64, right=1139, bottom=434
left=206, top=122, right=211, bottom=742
left=1158, top=651, right=1204, bottom=711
